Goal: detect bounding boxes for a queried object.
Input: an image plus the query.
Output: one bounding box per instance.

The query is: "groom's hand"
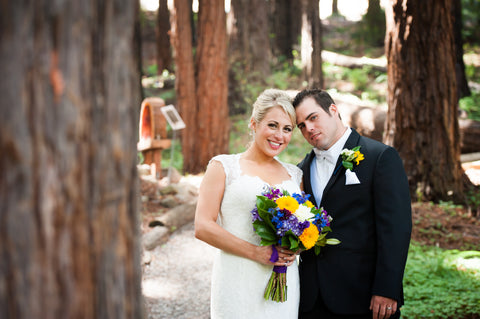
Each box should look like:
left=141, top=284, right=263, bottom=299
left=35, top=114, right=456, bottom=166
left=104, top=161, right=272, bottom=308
left=370, top=295, right=397, bottom=319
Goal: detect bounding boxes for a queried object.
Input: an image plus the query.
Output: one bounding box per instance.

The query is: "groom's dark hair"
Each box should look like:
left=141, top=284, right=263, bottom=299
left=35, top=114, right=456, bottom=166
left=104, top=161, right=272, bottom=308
left=292, top=88, right=336, bottom=116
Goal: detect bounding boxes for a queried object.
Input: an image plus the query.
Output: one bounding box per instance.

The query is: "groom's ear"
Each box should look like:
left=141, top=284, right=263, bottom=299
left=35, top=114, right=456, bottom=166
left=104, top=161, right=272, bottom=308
left=329, top=104, right=338, bottom=115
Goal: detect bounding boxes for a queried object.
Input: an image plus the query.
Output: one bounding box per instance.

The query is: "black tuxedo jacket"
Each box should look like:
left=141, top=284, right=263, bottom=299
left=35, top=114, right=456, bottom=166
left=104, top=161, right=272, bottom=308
left=298, top=129, right=412, bottom=315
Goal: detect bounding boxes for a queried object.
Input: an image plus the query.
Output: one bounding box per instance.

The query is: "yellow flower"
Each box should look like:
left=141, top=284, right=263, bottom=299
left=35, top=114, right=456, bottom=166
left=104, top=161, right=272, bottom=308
left=354, top=151, right=365, bottom=165
left=299, top=224, right=319, bottom=250
left=304, top=200, right=314, bottom=208
left=276, top=196, right=299, bottom=212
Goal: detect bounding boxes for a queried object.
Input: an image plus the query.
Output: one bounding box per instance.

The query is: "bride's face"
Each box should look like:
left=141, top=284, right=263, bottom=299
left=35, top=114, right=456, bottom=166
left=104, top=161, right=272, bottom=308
left=251, top=106, right=293, bottom=157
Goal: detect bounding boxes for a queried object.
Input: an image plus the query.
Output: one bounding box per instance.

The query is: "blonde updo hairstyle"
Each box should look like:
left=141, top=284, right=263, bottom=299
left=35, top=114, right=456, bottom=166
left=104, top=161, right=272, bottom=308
left=249, top=89, right=296, bottom=130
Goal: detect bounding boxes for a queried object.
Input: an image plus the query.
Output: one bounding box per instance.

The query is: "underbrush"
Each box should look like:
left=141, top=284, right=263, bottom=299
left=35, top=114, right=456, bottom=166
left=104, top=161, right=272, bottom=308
left=402, top=243, right=480, bottom=319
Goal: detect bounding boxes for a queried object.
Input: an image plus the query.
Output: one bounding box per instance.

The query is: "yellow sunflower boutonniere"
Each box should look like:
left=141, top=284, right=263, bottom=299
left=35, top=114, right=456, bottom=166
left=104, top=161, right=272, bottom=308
left=340, top=146, right=364, bottom=171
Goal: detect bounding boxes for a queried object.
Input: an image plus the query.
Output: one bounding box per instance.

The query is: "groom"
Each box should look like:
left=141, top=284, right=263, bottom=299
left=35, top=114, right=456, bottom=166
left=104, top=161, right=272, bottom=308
left=293, top=89, right=412, bottom=319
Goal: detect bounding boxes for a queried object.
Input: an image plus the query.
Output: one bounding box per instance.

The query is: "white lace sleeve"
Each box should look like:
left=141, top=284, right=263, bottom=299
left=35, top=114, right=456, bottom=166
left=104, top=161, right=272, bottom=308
left=209, top=154, right=239, bottom=186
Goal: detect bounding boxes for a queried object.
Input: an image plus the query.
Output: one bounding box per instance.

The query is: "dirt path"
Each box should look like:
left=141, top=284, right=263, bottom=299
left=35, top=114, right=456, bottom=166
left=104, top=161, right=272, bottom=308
left=142, top=222, right=215, bottom=319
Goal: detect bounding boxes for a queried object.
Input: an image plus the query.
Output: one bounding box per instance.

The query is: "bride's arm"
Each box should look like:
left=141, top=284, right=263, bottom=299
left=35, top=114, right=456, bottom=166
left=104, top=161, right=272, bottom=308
left=194, top=160, right=295, bottom=266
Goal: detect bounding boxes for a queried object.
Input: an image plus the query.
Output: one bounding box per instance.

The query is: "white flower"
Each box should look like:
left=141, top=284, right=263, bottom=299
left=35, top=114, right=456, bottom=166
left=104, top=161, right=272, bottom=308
left=341, top=148, right=354, bottom=157
left=294, top=205, right=315, bottom=222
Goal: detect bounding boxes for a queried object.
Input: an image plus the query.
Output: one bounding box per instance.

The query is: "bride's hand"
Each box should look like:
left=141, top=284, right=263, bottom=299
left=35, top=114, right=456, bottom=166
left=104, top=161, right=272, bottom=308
left=276, top=246, right=297, bottom=267
left=254, top=245, right=296, bottom=266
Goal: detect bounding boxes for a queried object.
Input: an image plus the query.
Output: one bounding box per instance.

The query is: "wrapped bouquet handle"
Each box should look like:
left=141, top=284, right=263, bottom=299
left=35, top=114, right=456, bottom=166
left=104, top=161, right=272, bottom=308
left=265, top=245, right=287, bottom=302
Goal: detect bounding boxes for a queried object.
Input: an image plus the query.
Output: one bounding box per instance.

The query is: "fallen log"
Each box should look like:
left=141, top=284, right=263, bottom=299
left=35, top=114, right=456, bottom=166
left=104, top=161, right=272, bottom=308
left=322, top=50, right=387, bottom=72
left=335, top=98, right=480, bottom=154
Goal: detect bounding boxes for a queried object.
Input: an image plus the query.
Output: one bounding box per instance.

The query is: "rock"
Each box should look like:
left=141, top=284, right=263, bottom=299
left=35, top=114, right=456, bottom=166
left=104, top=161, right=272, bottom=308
left=159, top=167, right=183, bottom=185
left=173, top=182, right=199, bottom=203
left=143, top=226, right=170, bottom=251
left=137, top=164, right=152, bottom=176
left=153, top=203, right=197, bottom=230
left=160, top=195, right=178, bottom=208
left=159, top=185, right=178, bottom=196
left=142, top=250, right=153, bottom=265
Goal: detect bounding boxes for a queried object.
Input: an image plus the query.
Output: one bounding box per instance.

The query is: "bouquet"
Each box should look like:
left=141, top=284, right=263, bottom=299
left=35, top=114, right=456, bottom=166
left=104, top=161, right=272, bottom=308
left=251, top=186, right=340, bottom=302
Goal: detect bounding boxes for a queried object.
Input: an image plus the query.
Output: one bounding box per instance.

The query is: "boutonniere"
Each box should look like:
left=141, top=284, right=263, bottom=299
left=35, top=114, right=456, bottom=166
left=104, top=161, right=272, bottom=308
left=340, top=146, right=364, bottom=171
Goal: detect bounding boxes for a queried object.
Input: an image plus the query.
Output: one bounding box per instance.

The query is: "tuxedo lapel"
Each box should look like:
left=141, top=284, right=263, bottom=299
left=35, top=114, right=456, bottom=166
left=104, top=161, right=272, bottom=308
left=320, top=129, right=361, bottom=203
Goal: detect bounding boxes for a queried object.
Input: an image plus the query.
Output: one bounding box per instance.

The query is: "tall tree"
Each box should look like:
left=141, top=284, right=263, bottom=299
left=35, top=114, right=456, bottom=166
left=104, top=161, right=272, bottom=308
left=170, top=0, right=228, bottom=174
left=362, top=0, right=386, bottom=47
left=271, top=0, right=294, bottom=61
left=385, top=0, right=466, bottom=202
left=195, top=0, right=229, bottom=171
left=156, top=0, right=173, bottom=73
left=300, top=0, right=323, bottom=88
left=229, top=0, right=270, bottom=76
left=332, top=0, right=339, bottom=16
left=452, top=0, right=471, bottom=100
left=0, top=0, right=143, bottom=318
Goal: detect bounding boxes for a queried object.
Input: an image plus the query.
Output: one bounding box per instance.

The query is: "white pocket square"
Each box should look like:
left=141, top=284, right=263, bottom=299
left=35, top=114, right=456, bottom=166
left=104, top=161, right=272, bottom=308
left=345, top=169, right=360, bottom=185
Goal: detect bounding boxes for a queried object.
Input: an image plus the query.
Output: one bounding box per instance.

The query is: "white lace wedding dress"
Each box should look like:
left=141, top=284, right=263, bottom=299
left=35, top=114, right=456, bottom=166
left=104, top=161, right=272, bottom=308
left=209, top=153, right=301, bottom=319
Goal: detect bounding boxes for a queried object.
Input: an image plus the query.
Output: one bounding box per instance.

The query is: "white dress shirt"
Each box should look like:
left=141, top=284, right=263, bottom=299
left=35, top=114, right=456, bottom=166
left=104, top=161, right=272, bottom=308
left=310, top=127, right=352, bottom=205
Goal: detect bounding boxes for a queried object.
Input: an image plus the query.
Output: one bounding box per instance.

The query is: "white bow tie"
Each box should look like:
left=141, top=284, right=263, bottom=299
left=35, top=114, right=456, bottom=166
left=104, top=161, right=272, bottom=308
left=313, top=148, right=337, bottom=165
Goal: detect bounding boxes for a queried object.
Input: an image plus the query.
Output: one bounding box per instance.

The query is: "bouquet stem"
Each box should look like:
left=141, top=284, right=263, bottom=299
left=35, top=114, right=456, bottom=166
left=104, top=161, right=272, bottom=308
left=264, top=265, right=287, bottom=302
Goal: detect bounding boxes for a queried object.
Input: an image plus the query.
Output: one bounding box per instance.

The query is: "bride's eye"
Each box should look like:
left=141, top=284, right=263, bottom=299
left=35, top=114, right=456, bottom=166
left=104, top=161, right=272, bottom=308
left=283, top=126, right=292, bottom=133
left=268, top=123, right=278, bottom=129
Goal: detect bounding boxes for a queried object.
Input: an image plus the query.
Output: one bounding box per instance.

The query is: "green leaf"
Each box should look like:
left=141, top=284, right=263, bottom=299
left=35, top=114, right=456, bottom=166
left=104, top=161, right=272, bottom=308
left=257, top=230, right=276, bottom=241
left=260, top=239, right=277, bottom=246
left=342, top=161, right=353, bottom=170
left=326, top=238, right=341, bottom=245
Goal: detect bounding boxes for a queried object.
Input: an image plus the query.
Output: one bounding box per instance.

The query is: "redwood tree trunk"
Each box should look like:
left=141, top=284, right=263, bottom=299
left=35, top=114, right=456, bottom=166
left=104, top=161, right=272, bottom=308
left=452, top=0, right=471, bottom=100
left=170, top=0, right=198, bottom=173
left=170, top=0, right=228, bottom=174
left=300, top=0, right=323, bottom=88
left=156, top=0, right=173, bottom=73
left=195, top=0, right=229, bottom=172
left=385, top=0, right=465, bottom=202
left=272, top=0, right=294, bottom=60
left=0, top=1, right=143, bottom=318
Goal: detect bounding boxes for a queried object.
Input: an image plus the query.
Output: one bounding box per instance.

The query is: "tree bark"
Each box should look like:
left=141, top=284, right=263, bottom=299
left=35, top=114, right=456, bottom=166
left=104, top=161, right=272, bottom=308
left=452, top=0, right=471, bottom=100
left=247, top=0, right=270, bottom=77
left=271, top=0, right=294, bottom=60
left=300, top=0, right=323, bottom=88
left=195, top=0, right=229, bottom=173
left=156, top=0, right=173, bottom=73
left=363, top=0, right=385, bottom=47
left=228, top=0, right=270, bottom=77
left=169, top=0, right=198, bottom=173
left=385, top=0, right=466, bottom=202
left=170, top=0, right=229, bottom=174
left=332, top=0, right=339, bottom=16
left=0, top=0, right=143, bottom=318
left=227, top=0, right=250, bottom=62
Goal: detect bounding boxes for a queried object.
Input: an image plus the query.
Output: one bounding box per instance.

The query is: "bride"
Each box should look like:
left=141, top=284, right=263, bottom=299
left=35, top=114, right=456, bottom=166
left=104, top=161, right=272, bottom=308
left=195, top=88, right=302, bottom=318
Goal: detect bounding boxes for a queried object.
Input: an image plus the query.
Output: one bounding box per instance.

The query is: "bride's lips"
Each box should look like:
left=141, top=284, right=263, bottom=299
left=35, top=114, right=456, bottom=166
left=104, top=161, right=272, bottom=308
left=268, top=140, right=282, bottom=150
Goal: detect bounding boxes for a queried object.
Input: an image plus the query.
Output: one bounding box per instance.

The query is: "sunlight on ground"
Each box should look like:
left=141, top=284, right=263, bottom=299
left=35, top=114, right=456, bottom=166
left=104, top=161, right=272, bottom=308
left=454, top=257, right=480, bottom=272
left=140, top=0, right=385, bottom=22
left=143, top=278, right=181, bottom=299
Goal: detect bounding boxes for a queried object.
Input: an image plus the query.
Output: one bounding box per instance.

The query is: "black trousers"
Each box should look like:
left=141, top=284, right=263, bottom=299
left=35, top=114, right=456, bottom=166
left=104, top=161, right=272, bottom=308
left=298, top=294, right=401, bottom=319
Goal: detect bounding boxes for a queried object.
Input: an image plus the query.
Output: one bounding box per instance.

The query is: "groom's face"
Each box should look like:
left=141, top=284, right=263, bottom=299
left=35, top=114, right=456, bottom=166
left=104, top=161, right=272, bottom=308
left=295, top=97, right=342, bottom=151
